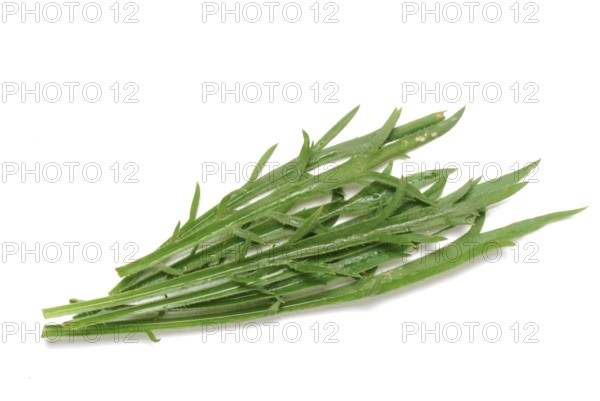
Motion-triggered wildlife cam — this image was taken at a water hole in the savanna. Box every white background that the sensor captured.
[1,0,598,399]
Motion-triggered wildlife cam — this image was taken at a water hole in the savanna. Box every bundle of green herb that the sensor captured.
[42,107,582,341]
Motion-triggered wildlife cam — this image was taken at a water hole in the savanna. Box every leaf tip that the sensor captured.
[568,206,588,215]
[145,330,161,343]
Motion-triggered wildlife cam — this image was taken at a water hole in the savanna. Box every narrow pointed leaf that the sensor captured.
[313,105,360,152]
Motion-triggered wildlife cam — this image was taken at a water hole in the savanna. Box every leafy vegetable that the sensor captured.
[41,107,583,341]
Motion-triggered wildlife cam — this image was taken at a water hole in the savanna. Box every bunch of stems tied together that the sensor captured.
[42,106,583,342]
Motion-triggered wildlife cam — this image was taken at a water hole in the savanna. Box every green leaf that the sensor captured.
[377,180,406,221]
[234,229,266,245]
[369,108,402,151]
[390,107,466,155]
[366,172,434,205]
[377,233,445,246]
[286,131,312,181]
[188,182,201,224]
[169,221,181,243]
[216,194,231,220]
[249,144,278,183]
[145,330,161,343]
[159,264,184,277]
[288,206,323,243]
[437,178,481,207]
[466,160,540,199]
[388,110,446,142]
[288,261,362,278]
[313,106,360,152]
